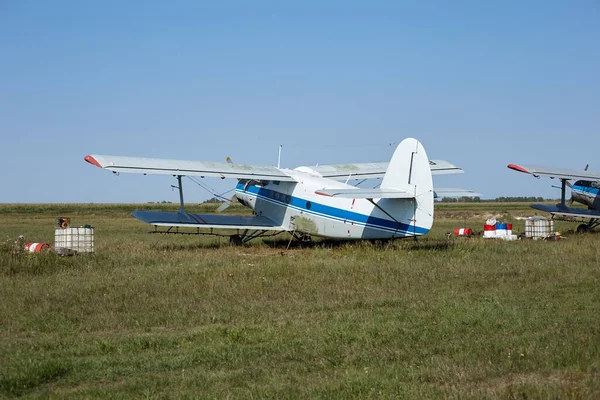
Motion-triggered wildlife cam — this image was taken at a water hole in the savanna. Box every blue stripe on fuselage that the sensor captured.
[573,184,600,196]
[237,183,429,235]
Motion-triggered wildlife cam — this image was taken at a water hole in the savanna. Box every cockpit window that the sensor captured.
[574,180,600,189]
[245,179,268,187]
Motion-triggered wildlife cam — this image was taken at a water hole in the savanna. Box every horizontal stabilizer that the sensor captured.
[132,211,285,230]
[312,159,463,180]
[85,155,296,181]
[530,204,600,219]
[434,188,481,198]
[315,187,415,199]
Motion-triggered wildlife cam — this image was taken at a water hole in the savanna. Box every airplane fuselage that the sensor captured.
[234,167,430,239]
[571,180,600,210]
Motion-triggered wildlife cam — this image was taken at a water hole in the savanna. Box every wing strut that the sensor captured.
[560,178,567,206]
[176,175,185,212]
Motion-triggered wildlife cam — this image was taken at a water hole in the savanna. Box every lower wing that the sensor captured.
[132,211,285,230]
[531,204,600,219]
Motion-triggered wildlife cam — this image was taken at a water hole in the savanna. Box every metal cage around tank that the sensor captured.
[54,227,94,255]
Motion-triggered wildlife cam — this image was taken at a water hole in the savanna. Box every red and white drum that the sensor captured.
[25,243,50,253]
[454,228,473,236]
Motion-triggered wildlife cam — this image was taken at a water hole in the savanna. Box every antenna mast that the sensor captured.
[277,145,282,169]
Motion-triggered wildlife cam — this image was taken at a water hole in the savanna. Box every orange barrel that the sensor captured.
[25,243,50,253]
[454,228,473,236]
[483,224,496,238]
[506,224,513,235]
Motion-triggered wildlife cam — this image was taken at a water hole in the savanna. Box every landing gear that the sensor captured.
[229,234,243,246]
[286,232,313,249]
[577,224,589,233]
[228,230,272,245]
[299,233,313,244]
[576,218,600,233]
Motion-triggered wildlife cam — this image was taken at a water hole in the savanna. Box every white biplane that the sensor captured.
[508,163,600,232]
[85,138,475,244]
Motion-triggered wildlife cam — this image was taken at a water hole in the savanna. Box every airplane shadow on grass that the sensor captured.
[149,235,455,251]
[157,237,456,251]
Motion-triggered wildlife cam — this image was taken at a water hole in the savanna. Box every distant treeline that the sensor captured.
[202,197,223,203]
[439,196,552,203]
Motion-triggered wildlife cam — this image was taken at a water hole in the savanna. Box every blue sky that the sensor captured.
[1,1,598,203]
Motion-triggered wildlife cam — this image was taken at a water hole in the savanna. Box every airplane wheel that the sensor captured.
[300,234,312,243]
[229,234,243,246]
[576,224,589,233]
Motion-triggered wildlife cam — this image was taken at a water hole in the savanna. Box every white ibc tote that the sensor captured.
[525,217,554,239]
[55,227,94,254]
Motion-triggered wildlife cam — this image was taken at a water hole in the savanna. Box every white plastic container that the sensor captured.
[55,227,94,254]
[496,223,508,237]
[525,218,554,239]
[483,224,496,238]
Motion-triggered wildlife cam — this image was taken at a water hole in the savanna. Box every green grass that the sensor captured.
[0,203,599,398]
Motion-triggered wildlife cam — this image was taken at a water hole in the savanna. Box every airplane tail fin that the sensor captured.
[381,138,434,234]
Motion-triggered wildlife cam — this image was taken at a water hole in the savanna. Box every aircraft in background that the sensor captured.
[508,164,600,232]
[85,138,476,245]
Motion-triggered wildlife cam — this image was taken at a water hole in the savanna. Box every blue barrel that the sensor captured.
[496,223,507,236]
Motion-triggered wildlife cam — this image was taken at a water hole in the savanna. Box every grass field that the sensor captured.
[1,203,599,398]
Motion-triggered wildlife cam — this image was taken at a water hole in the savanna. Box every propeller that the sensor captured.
[565,182,574,207]
[216,194,240,213]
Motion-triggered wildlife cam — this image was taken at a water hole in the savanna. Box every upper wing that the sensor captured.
[508,164,600,181]
[132,210,285,230]
[311,159,463,180]
[530,204,600,219]
[85,155,297,181]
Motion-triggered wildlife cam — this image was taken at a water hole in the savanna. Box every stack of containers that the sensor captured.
[484,219,518,240]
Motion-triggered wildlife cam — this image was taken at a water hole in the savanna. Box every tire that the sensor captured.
[576,224,589,233]
[229,234,243,246]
